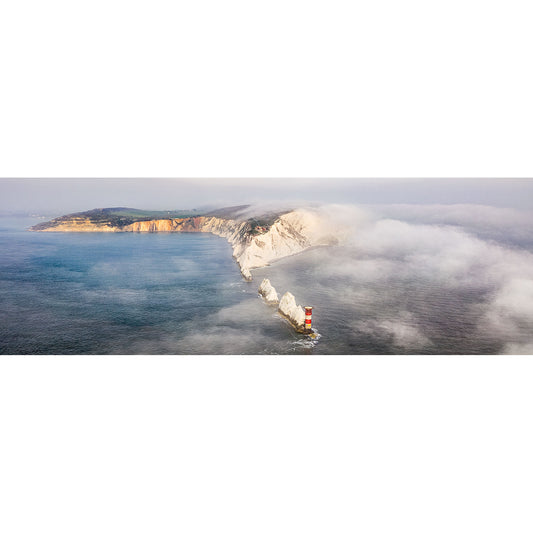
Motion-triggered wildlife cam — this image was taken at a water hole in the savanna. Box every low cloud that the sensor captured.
[480,278,533,351]
[371,203,533,248]
[502,343,533,355]
[352,313,432,352]
[256,203,533,353]
[124,299,302,355]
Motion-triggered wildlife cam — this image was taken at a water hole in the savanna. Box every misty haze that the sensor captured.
[1,178,532,355]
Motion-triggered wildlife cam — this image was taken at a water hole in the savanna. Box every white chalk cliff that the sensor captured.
[206,208,342,280]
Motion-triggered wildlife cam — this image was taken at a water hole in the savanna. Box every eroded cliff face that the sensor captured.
[31,208,340,280]
[122,217,211,232]
[33,217,120,232]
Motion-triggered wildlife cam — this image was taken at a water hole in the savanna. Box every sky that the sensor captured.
[1,178,532,215]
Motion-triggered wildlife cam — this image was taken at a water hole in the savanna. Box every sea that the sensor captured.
[0,216,528,355]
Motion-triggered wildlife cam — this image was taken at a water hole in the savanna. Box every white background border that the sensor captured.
[1,1,533,532]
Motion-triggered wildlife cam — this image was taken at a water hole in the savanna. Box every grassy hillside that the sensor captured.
[30,205,292,232]
[30,207,207,230]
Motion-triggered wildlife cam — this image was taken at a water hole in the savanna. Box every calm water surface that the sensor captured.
[0,218,314,354]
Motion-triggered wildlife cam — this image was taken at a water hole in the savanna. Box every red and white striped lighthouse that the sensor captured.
[304,306,313,331]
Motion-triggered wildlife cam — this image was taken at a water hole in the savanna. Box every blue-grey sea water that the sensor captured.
[0,216,530,354]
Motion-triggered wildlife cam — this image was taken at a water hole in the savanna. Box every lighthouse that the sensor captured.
[304,306,313,331]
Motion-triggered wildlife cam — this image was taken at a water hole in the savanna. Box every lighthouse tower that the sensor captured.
[304,306,313,331]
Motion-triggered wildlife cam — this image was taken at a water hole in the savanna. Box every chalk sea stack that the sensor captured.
[258,279,279,304]
[278,292,307,333]
[258,278,309,334]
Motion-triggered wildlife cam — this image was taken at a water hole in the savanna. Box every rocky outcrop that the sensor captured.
[30,207,340,281]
